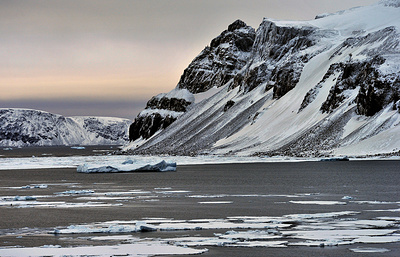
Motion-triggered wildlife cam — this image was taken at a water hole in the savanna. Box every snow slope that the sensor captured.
[127,0,400,157]
[0,108,131,147]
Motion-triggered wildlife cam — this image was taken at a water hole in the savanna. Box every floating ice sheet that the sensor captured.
[77,160,177,173]
[0,241,207,257]
[2,210,400,255]
[289,200,347,205]
[0,154,314,171]
[350,247,391,253]
[198,201,233,204]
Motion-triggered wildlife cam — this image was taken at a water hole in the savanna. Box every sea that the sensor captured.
[0,146,399,256]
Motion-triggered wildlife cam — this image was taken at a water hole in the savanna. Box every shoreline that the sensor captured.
[2,144,400,159]
[1,145,400,172]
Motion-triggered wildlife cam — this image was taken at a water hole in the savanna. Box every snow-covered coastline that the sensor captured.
[0,108,131,147]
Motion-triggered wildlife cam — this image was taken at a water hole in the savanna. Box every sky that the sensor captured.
[0,0,377,119]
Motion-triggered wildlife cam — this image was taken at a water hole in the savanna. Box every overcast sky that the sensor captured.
[0,0,377,119]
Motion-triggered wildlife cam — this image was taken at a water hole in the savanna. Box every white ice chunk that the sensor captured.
[350,247,390,253]
[163,236,235,247]
[0,242,207,257]
[71,146,85,150]
[55,190,95,195]
[198,201,233,204]
[228,241,288,248]
[77,160,177,173]
[13,196,37,201]
[353,235,400,244]
[289,200,347,205]
[218,230,282,240]
[282,229,397,241]
[284,211,359,220]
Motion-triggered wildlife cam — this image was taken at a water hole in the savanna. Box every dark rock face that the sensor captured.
[177,20,255,94]
[146,96,192,113]
[129,113,177,141]
[356,77,400,116]
[128,94,193,141]
[236,19,316,96]
[271,61,301,99]
[252,20,314,62]
[318,56,400,116]
[223,100,235,112]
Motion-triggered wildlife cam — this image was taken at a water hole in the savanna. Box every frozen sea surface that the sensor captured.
[0,153,314,170]
[0,152,399,256]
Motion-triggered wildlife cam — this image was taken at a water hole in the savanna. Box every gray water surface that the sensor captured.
[0,160,399,256]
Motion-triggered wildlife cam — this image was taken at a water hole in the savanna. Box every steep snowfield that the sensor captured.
[127,1,400,157]
[0,108,130,147]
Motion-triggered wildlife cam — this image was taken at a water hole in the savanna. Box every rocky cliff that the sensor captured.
[128,20,255,142]
[126,0,400,157]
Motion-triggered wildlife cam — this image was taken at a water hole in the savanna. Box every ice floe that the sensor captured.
[289,200,347,205]
[198,201,233,204]
[283,211,360,220]
[353,235,400,243]
[12,196,37,201]
[46,210,400,253]
[342,196,353,200]
[55,189,95,195]
[0,200,121,208]
[352,200,396,204]
[70,146,86,150]
[216,230,283,241]
[21,184,48,189]
[350,247,391,253]
[0,241,207,257]
[2,210,400,255]
[77,160,176,173]
[0,154,313,170]
[163,236,236,247]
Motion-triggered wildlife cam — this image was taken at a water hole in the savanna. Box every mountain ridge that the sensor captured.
[0,108,130,147]
[126,1,399,157]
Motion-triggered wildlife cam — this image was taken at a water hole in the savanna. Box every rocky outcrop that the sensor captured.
[317,56,399,116]
[177,19,256,94]
[129,112,177,141]
[233,19,316,97]
[128,20,255,142]
[145,96,192,113]
[128,88,194,142]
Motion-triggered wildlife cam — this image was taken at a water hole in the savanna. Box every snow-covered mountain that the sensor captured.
[126,0,400,157]
[0,108,131,147]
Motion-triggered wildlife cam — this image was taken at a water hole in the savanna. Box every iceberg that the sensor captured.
[77,160,177,173]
